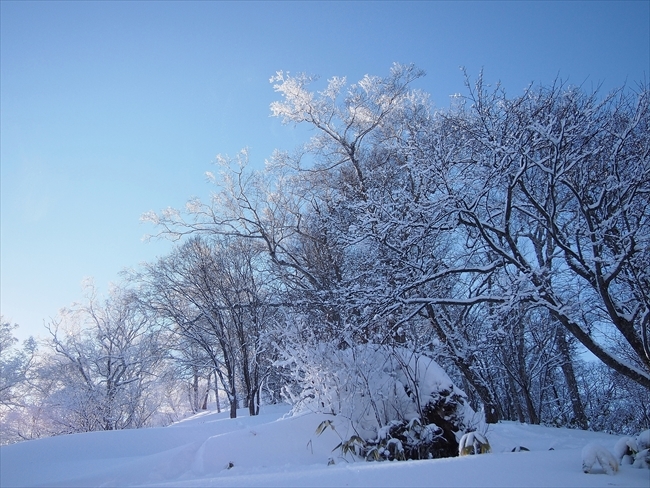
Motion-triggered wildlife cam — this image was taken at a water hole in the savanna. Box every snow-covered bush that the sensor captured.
[612,429,650,469]
[632,430,650,468]
[633,449,649,469]
[279,337,480,461]
[637,429,650,451]
[459,431,492,456]
[581,443,619,475]
[614,436,638,465]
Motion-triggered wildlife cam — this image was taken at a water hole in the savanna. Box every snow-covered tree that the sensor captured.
[445,75,650,390]
[143,65,649,430]
[139,235,274,418]
[0,319,36,444]
[0,319,35,410]
[42,281,168,433]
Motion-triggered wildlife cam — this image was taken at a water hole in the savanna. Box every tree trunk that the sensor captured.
[214,371,221,413]
[521,385,539,425]
[555,328,588,429]
[201,373,210,410]
[229,391,238,419]
[191,371,200,413]
[506,373,525,423]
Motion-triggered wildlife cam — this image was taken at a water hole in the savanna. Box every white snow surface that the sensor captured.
[1,404,648,487]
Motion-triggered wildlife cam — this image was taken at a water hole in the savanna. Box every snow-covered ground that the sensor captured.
[1,404,648,487]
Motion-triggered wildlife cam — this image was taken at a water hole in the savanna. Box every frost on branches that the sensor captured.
[145,63,650,435]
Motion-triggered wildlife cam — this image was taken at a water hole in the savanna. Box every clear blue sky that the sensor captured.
[2,1,649,340]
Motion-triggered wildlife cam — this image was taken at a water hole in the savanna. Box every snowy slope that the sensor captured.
[1,405,648,487]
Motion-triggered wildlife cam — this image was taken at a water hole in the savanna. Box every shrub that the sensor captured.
[290,343,482,461]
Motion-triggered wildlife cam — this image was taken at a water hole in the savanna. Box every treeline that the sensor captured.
[2,64,649,444]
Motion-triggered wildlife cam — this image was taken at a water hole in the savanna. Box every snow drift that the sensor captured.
[1,404,649,487]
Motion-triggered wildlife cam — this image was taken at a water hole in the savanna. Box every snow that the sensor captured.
[1,404,649,487]
[581,443,619,475]
[614,436,638,464]
[638,429,650,450]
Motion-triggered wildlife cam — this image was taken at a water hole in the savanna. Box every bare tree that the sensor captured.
[139,236,273,418]
[0,319,37,444]
[0,319,35,411]
[448,76,650,389]
[43,281,168,432]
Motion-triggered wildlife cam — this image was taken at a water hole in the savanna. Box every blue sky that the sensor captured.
[2,1,649,340]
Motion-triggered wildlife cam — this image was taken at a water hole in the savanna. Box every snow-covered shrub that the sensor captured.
[364,417,460,461]
[279,338,480,461]
[614,436,638,465]
[459,431,491,456]
[637,429,650,451]
[581,443,619,475]
[633,449,649,469]
[613,430,650,469]
[632,430,650,468]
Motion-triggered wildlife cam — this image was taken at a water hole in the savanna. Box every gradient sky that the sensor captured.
[2,1,649,340]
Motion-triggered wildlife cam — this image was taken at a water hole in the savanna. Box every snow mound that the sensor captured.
[581,443,618,475]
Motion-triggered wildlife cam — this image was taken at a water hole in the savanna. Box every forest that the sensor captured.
[2,64,649,452]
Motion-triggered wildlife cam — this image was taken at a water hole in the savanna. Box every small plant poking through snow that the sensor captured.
[511,446,530,452]
[459,431,492,456]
